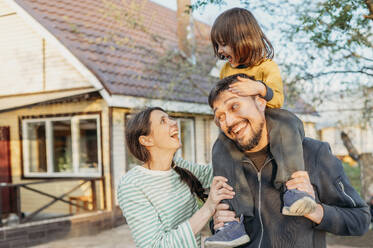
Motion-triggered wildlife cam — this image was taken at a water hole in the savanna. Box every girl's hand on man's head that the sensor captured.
[229,76,266,97]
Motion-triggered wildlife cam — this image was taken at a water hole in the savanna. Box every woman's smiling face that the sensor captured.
[148,110,181,151]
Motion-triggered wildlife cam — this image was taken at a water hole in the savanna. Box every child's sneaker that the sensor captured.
[204,215,250,248]
[282,189,317,216]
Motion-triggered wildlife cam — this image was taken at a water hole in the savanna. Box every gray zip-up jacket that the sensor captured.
[212,125,370,248]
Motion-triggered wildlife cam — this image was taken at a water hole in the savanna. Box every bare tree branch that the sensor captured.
[348,52,373,62]
[364,0,373,19]
[304,70,373,80]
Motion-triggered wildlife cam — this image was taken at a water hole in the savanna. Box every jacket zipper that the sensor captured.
[244,157,273,248]
[257,170,264,248]
[338,181,356,207]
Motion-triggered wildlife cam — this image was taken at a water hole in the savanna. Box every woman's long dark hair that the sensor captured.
[125,107,207,202]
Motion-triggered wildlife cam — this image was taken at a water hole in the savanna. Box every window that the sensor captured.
[175,118,195,163]
[26,122,47,173]
[125,114,195,171]
[22,115,101,177]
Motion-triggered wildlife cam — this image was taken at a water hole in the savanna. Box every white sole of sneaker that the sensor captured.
[204,234,250,248]
[282,197,317,216]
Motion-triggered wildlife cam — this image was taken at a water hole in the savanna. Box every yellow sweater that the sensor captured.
[220,59,284,108]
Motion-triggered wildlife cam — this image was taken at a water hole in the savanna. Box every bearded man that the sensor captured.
[206,74,370,248]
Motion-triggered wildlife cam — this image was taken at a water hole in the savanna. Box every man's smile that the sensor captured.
[229,120,249,138]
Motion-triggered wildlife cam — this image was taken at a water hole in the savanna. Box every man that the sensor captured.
[207,74,370,247]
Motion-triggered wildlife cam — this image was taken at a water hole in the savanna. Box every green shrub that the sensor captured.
[342,162,361,196]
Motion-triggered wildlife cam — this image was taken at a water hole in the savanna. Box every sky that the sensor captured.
[149,0,283,61]
[150,0,245,25]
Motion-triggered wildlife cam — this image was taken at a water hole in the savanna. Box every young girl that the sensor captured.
[205,8,317,247]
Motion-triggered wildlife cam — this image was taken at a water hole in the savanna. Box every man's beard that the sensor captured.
[235,121,264,152]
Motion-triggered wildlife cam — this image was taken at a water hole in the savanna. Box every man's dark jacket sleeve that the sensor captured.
[312,142,371,236]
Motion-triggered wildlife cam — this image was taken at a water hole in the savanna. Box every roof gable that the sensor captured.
[13,0,214,104]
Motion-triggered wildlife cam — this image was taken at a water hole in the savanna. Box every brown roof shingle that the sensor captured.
[15,0,214,104]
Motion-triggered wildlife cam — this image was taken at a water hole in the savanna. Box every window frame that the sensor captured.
[21,113,102,178]
[175,117,196,163]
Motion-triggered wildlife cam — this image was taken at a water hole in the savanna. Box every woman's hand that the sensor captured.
[189,177,234,235]
[286,171,324,224]
[286,171,315,199]
[205,176,235,215]
[213,203,238,230]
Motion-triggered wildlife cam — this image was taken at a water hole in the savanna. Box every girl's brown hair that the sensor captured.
[211,7,274,67]
[125,107,207,201]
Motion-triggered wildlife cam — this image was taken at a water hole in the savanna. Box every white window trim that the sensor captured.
[175,118,196,163]
[22,115,102,178]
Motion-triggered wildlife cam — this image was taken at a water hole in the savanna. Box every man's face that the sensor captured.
[213,90,266,151]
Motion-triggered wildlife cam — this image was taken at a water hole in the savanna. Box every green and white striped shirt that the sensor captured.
[117,158,213,248]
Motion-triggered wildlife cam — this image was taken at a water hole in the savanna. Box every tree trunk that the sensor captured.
[359,153,373,202]
[341,131,360,161]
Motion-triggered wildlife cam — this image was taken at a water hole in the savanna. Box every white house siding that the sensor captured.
[44,41,91,91]
[0,0,13,15]
[195,117,206,164]
[111,108,127,205]
[210,120,220,146]
[0,0,91,96]
[207,119,220,162]
[304,122,318,140]
[0,14,43,94]
[320,125,373,156]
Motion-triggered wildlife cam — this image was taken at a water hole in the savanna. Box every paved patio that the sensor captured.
[32,224,371,248]
[33,224,135,248]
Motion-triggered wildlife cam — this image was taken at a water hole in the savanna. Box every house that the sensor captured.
[283,97,320,140]
[316,87,373,158]
[0,0,219,245]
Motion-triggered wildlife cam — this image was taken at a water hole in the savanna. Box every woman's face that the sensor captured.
[148,110,181,151]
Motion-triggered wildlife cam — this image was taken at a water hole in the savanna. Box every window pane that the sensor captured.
[79,119,99,172]
[179,119,195,162]
[52,120,72,172]
[27,122,47,172]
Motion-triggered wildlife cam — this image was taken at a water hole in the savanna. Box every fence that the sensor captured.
[0,178,103,226]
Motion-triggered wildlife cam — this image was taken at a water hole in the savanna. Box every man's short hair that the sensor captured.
[208,73,254,108]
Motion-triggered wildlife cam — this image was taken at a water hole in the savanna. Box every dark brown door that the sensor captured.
[0,126,12,214]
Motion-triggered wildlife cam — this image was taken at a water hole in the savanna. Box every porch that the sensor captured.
[0,178,123,247]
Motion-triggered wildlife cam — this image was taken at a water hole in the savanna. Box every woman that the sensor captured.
[117,107,234,247]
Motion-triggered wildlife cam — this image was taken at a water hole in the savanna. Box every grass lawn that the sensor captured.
[342,162,362,195]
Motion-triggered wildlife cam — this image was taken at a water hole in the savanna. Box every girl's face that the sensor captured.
[147,110,181,151]
[218,43,239,67]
